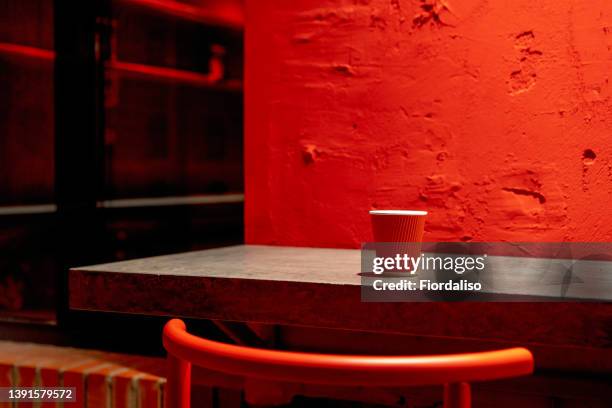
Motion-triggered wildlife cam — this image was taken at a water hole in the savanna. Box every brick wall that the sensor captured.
[0,341,165,408]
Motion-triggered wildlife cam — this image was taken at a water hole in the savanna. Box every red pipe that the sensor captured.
[0,42,55,60]
[119,0,243,30]
[107,60,241,89]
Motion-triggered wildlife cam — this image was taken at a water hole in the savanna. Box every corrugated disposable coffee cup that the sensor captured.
[370,210,427,243]
[369,210,427,274]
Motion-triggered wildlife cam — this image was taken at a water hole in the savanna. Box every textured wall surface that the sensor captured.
[245,0,612,247]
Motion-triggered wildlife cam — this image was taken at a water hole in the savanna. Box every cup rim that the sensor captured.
[369,210,428,216]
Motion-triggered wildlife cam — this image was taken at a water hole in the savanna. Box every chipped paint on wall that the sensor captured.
[245,0,612,247]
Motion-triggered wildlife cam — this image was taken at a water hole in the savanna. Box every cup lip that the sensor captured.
[369,210,428,216]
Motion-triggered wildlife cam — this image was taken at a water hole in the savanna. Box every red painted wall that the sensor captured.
[245,0,612,248]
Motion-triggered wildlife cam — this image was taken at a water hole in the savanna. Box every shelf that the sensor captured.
[0,310,56,325]
[97,193,244,209]
[0,194,243,216]
[0,204,57,216]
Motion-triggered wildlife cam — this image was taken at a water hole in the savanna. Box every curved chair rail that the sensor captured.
[163,318,533,388]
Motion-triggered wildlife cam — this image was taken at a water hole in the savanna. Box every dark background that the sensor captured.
[0,0,244,354]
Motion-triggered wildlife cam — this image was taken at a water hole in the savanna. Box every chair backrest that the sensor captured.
[163,319,533,407]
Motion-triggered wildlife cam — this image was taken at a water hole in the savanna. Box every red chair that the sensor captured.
[163,319,533,408]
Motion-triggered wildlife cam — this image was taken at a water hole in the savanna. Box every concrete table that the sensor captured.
[69,245,612,374]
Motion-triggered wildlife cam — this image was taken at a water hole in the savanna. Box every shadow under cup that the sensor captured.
[370,210,427,274]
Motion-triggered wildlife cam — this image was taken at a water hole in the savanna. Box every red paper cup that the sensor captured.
[370,210,427,243]
[370,210,427,273]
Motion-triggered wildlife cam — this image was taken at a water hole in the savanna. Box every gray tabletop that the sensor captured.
[69,245,612,356]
